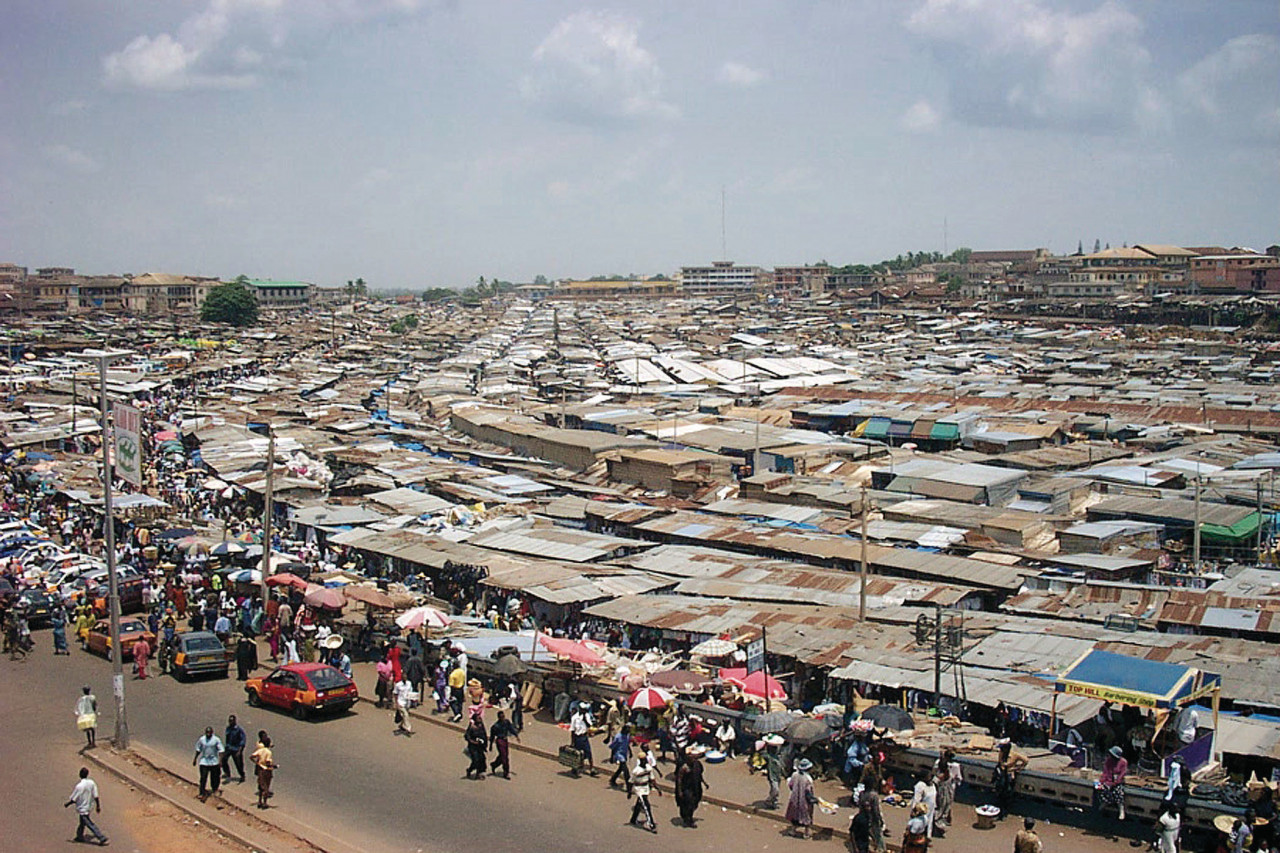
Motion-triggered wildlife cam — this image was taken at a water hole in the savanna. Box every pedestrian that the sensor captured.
[222,714,247,783]
[608,723,633,791]
[64,767,108,846]
[447,661,466,721]
[669,706,691,762]
[910,769,938,838]
[1231,811,1254,853]
[762,734,784,809]
[404,651,425,705]
[902,801,931,853]
[393,675,415,735]
[464,715,488,779]
[51,604,70,654]
[250,731,275,809]
[1097,745,1129,822]
[1155,802,1180,853]
[604,697,628,743]
[374,657,393,709]
[1013,816,1043,853]
[785,757,817,839]
[850,795,873,853]
[674,751,710,827]
[994,739,1028,818]
[628,744,660,833]
[489,709,519,778]
[75,685,98,749]
[235,635,257,681]
[132,635,151,679]
[193,725,224,800]
[860,788,887,853]
[568,702,595,776]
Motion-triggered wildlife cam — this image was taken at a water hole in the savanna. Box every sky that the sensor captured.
[1,0,1277,290]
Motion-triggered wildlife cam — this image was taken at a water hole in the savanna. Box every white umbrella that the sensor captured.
[202,478,228,490]
[396,605,453,631]
[227,568,262,583]
[691,637,738,657]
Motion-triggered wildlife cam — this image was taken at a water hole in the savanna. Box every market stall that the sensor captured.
[1054,649,1222,774]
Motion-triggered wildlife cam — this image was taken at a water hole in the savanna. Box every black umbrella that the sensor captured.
[155,527,197,541]
[492,654,528,677]
[749,711,796,735]
[860,704,915,732]
[783,716,839,747]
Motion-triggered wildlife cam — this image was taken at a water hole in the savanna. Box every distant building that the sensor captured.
[678,261,770,298]
[125,272,216,316]
[245,279,313,310]
[549,279,678,301]
[1190,254,1280,294]
[0,264,26,314]
[772,265,830,298]
[969,249,1047,265]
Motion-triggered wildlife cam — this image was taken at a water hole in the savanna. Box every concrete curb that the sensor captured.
[84,743,311,853]
[379,696,859,844]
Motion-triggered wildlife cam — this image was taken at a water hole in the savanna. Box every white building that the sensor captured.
[678,261,769,298]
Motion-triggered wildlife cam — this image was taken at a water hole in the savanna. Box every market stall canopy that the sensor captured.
[210,541,246,557]
[720,667,788,700]
[303,584,346,610]
[396,605,453,631]
[690,637,738,657]
[536,632,607,666]
[265,572,308,590]
[1055,649,1222,710]
[784,716,839,746]
[342,585,396,609]
[861,704,915,732]
[492,653,528,677]
[628,686,674,710]
[649,669,715,693]
[749,711,797,734]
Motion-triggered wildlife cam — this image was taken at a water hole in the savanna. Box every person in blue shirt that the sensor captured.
[222,715,247,783]
[844,736,870,788]
[608,724,633,792]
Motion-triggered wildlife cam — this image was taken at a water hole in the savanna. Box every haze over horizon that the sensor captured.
[2,0,1277,289]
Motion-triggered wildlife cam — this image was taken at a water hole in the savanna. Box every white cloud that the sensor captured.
[906,0,1159,133]
[43,144,100,173]
[901,99,942,133]
[717,61,766,87]
[51,100,88,116]
[102,0,425,92]
[519,11,678,125]
[1178,34,1280,140]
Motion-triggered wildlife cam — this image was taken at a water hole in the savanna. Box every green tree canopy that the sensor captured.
[201,280,259,326]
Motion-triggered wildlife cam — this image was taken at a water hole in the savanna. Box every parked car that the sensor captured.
[15,587,58,626]
[245,663,359,720]
[67,567,144,615]
[170,631,230,681]
[84,618,155,659]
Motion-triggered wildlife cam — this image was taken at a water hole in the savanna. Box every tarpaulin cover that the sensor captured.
[1055,649,1220,710]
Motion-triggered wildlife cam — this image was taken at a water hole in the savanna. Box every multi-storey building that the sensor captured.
[678,261,770,298]
[548,279,678,301]
[1190,254,1280,294]
[247,279,313,310]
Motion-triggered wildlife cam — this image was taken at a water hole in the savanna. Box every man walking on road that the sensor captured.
[193,726,224,800]
[64,766,108,846]
[222,715,247,783]
[628,745,660,833]
[489,709,519,778]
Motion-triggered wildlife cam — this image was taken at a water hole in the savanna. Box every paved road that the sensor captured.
[3,641,836,853]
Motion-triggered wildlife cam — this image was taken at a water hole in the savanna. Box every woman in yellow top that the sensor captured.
[74,606,95,645]
[250,732,275,809]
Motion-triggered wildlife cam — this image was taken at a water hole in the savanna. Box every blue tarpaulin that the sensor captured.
[1055,649,1221,710]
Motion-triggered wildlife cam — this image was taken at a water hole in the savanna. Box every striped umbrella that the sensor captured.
[627,686,674,710]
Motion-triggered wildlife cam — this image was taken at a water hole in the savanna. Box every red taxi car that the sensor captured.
[245,662,358,720]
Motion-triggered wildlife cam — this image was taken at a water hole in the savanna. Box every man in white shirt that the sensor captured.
[193,726,225,799]
[64,767,108,846]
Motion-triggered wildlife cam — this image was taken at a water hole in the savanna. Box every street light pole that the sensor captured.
[76,349,132,749]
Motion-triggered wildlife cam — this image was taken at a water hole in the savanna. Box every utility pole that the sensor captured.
[934,604,943,707]
[76,349,131,749]
[1192,475,1202,574]
[258,428,275,605]
[859,487,869,622]
[1258,480,1266,564]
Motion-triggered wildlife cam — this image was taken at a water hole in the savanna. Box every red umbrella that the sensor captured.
[154,430,179,442]
[536,633,607,666]
[265,572,308,590]
[721,667,788,700]
[627,686,674,710]
[303,584,346,610]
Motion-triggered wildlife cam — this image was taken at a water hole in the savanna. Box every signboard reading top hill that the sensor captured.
[112,402,143,487]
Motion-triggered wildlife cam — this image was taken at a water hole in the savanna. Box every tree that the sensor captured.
[1094,239,1101,253]
[201,280,258,326]
[533,274,548,286]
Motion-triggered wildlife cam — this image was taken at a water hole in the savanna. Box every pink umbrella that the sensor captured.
[154,430,179,442]
[627,686,674,710]
[395,605,453,631]
[303,584,346,610]
[536,633,607,666]
[720,667,788,700]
